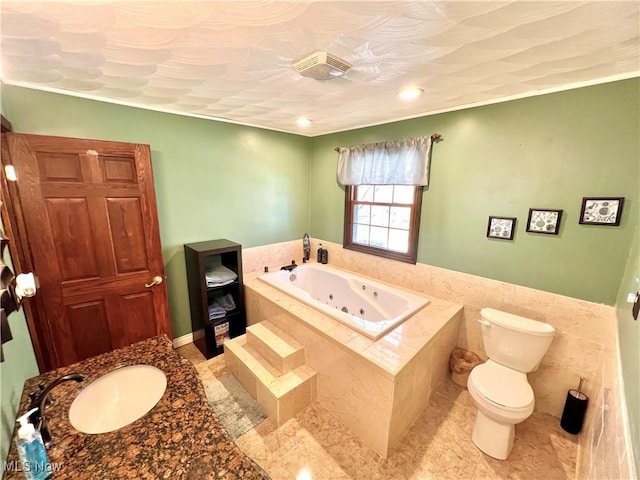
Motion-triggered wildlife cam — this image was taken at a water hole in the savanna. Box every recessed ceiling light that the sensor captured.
[398,87,424,100]
[296,117,312,127]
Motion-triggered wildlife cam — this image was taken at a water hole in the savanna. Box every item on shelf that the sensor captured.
[208,303,226,320]
[205,264,238,287]
[219,293,236,312]
[214,321,230,348]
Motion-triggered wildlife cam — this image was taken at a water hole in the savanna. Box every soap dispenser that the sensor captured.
[320,245,328,264]
[15,408,51,480]
[317,244,328,264]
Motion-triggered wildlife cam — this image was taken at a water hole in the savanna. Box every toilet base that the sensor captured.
[471,410,515,460]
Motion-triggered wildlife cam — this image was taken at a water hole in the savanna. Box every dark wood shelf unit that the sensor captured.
[184,239,246,359]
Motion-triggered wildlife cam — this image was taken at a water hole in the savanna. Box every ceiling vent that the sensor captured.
[292,51,351,81]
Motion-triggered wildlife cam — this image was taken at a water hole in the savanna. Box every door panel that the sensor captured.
[67,301,112,362]
[101,156,137,183]
[116,291,158,345]
[2,133,172,371]
[37,152,84,182]
[106,197,149,273]
[46,198,100,281]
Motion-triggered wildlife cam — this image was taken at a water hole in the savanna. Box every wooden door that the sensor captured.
[1,133,172,371]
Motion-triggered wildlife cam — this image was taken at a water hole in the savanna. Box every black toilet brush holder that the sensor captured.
[560,377,588,434]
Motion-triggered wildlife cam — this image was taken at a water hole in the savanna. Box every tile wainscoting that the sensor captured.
[240,239,634,478]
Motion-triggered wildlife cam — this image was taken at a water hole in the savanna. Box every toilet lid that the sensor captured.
[470,362,533,409]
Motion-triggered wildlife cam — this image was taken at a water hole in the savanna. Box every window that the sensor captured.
[343,184,423,264]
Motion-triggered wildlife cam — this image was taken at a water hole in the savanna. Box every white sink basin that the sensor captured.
[69,364,167,434]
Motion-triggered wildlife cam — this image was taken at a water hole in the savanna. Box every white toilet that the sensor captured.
[467,308,555,460]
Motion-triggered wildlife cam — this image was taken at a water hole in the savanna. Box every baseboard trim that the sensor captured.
[172,329,204,348]
[172,332,193,348]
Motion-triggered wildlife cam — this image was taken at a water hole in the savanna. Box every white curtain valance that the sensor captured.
[336,135,434,186]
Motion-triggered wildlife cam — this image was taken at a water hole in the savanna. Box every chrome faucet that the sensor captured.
[28,373,85,446]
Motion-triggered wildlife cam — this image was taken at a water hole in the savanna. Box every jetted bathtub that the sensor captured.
[259,263,429,340]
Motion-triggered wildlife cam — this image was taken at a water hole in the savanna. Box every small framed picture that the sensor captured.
[487,216,516,240]
[579,197,625,226]
[526,208,563,235]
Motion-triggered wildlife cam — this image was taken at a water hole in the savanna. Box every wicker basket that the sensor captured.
[449,348,482,387]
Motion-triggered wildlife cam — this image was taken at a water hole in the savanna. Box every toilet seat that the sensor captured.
[468,361,534,411]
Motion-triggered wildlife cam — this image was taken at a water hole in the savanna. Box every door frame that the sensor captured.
[1,134,53,372]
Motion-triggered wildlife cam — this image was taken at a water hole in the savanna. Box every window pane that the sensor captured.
[373,185,393,203]
[352,224,369,245]
[370,205,389,227]
[390,206,411,229]
[354,204,370,224]
[388,229,409,252]
[370,226,388,249]
[393,186,414,204]
[344,184,421,264]
[356,185,374,202]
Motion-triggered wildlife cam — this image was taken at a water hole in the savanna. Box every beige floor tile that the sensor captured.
[177,347,577,480]
[205,353,231,377]
[176,342,207,365]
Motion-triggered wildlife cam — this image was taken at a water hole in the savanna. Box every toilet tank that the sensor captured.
[480,308,555,372]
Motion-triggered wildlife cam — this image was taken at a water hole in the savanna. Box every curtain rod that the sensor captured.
[334,133,441,152]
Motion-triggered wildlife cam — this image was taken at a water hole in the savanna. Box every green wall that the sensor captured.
[0,309,38,465]
[0,212,39,464]
[310,79,639,305]
[1,85,311,338]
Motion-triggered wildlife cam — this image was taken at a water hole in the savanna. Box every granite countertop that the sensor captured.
[4,336,269,480]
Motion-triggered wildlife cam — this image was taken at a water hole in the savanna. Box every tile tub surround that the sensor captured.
[244,270,463,458]
[4,336,268,480]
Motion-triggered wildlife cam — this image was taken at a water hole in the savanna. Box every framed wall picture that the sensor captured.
[526,208,563,235]
[579,197,625,226]
[487,216,516,240]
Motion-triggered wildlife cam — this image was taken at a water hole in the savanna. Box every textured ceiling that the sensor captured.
[1,1,639,136]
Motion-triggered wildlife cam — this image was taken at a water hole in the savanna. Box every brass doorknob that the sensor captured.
[144,276,163,288]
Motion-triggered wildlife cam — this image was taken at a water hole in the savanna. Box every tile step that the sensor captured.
[246,320,306,374]
[224,335,316,398]
[224,335,317,426]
